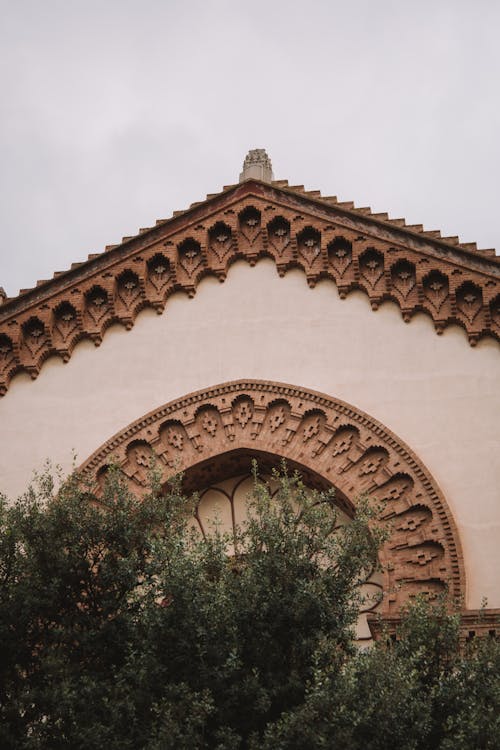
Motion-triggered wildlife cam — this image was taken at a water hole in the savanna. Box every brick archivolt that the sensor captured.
[0,183,499,396]
[79,380,465,616]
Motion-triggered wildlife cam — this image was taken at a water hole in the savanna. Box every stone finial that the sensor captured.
[239,149,274,183]
[0,287,6,306]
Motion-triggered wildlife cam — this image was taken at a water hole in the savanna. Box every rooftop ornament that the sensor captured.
[239,148,274,183]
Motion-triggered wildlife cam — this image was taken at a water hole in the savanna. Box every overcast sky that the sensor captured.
[1,0,499,297]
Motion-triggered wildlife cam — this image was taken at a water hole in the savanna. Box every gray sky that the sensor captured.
[1,0,499,297]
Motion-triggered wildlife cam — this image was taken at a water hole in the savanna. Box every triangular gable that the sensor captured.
[0,178,499,395]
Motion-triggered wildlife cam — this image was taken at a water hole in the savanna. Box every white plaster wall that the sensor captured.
[1,260,499,608]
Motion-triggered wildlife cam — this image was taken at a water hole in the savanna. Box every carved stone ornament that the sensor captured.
[0,179,498,396]
[239,148,274,183]
[80,379,466,621]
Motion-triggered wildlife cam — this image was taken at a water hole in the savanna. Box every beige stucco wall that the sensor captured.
[0,259,498,608]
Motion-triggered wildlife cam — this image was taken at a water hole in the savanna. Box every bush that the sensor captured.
[0,463,498,749]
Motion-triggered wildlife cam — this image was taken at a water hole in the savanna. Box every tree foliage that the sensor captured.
[0,464,498,749]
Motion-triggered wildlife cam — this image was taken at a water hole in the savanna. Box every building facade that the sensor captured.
[1,150,499,638]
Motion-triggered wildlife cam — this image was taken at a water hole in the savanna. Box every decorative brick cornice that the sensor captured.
[79,379,466,616]
[368,608,500,642]
[1,180,499,396]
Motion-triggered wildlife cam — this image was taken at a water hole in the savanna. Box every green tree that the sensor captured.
[0,463,498,749]
[259,598,500,750]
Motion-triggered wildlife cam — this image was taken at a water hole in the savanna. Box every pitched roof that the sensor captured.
[0,177,499,396]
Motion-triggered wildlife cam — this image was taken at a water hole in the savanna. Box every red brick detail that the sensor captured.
[79,379,466,617]
[0,181,498,396]
[368,608,500,643]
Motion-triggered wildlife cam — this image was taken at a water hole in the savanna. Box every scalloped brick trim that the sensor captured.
[80,379,466,616]
[0,181,498,396]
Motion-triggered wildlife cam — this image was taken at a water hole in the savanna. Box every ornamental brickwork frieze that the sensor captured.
[80,380,466,618]
[0,180,498,396]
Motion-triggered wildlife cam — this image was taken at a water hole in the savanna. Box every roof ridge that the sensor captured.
[291,184,496,257]
[0,180,499,396]
[2,177,498,306]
